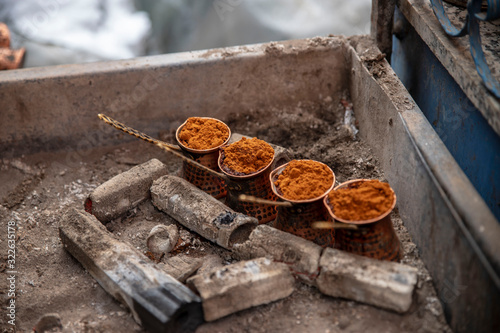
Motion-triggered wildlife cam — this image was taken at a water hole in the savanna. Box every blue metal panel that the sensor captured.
[429,0,500,98]
[391,8,500,222]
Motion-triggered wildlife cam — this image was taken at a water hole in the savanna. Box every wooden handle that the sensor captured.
[98,114,229,182]
[238,194,293,207]
[311,221,358,230]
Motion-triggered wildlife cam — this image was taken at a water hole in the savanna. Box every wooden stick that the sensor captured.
[238,194,293,207]
[237,196,357,229]
[151,175,258,249]
[311,221,358,230]
[98,114,229,182]
[154,141,229,182]
[60,208,204,332]
[98,113,181,150]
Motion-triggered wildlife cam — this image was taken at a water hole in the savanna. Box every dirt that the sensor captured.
[348,35,416,113]
[1,97,451,332]
[226,96,383,184]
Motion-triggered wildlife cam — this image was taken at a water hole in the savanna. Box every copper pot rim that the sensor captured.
[218,145,275,180]
[0,22,10,48]
[269,159,336,204]
[175,117,231,154]
[324,178,397,225]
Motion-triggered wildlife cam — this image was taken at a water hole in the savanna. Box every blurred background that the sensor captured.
[0,0,371,67]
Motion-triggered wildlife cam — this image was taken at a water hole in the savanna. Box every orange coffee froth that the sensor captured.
[328,180,394,221]
[275,160,333,200]
[178,117,229,150]
[222,137,274,174]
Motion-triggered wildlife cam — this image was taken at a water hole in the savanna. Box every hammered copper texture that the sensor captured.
[274,200,334,248]
[181,151,227,199]
[334,216,401,262]
[225,167,277,224]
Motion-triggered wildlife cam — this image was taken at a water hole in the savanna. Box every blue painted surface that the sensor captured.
[391,8,500,222]
[429,0,500,98]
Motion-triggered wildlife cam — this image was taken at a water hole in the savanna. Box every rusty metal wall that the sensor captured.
[391,7,500,223]
[348,42,500,332]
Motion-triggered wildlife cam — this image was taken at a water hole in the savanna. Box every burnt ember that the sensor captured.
[214,211,237,225]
